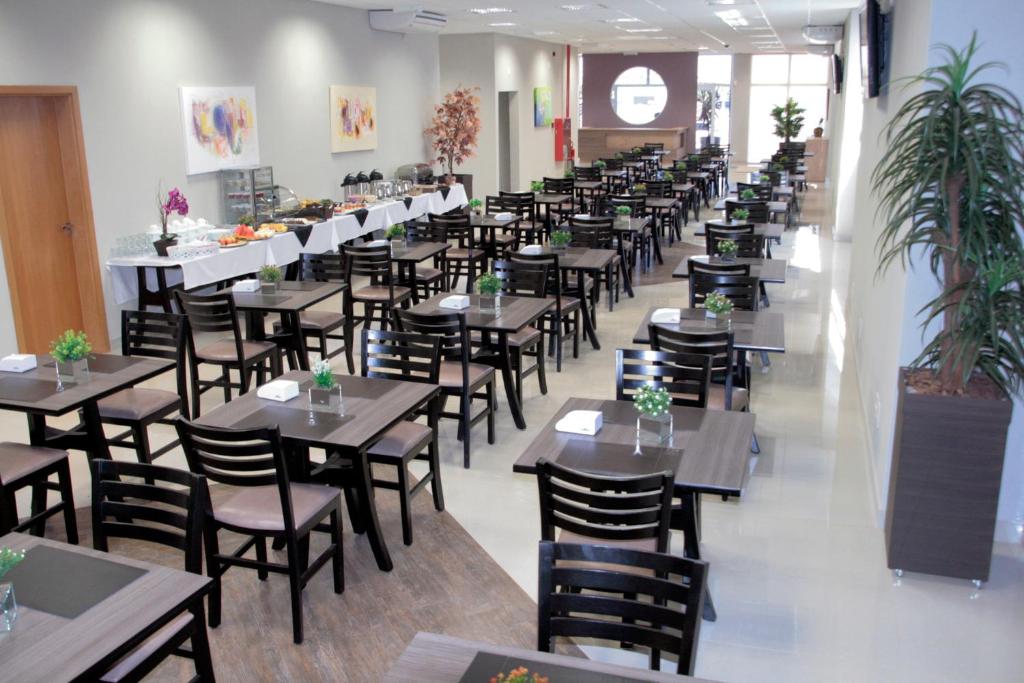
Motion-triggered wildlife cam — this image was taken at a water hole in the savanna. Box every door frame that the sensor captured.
[0,85,109,352]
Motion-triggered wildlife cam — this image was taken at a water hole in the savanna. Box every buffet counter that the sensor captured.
[106,184,468,305]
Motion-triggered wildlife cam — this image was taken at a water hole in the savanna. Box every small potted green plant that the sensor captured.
[550,229,572,251]
[614,151,624,160]
[717,238,739,262]
[704,290,734,326]
[634,384,673,449]
[258,264,283,294]
[739,188,757,201]
[308,359,342,414]
[530,180,545,193]
[564,168,575,179]
[50,329,92,387]
[319,198,335,219]
[468,198,483,216]
[594,159,607,170]
[663,170,675,183]
[492,667,547,683]
[385,224,407,253]
[476,272,501,313]
[633,183,647,195]
[0,547,24,631]
[615,205,632,223]
[730,208,750,223]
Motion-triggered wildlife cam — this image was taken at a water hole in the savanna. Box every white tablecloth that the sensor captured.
[106,185,467,304]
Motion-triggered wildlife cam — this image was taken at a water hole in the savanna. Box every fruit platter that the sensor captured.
[217,235,247,248]
[260,223,291,234]
[336,202,367,214]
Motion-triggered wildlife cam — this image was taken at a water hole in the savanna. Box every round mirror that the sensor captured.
[610,67,668,125]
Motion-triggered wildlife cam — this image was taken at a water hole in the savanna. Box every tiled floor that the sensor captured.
[7,180,1023,681]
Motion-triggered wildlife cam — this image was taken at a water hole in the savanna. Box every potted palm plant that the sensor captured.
[425,86,481,186]
[770,98,805,143]
[872,34,1023,584]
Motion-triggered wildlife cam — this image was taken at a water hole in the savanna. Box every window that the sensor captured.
[697,55,732,149]
[610,67,668,125]
[748,54,830,162]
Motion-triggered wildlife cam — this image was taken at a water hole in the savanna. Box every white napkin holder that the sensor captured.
[573,214,591,220]
[520,244,544,255]
[439,295,471,310]
[232,279,261,293]
[366,239,389,247]
[650,308,681,324]
[555,410,603,436]
[493,212,514,221]
[0,354,37,373]
[256,379,300,402]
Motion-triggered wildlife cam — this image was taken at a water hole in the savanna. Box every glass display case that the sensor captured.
[221,166,275,225]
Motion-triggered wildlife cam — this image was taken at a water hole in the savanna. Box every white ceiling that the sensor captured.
[313,0,858,54]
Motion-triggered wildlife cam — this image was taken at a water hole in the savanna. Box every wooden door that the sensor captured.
[0,88,108,353]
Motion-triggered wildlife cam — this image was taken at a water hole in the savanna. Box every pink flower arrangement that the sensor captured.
[158,186,189,236]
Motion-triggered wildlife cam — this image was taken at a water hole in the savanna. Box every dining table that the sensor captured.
[0,353,174,468]
[572,179,605,213]
[411,213,524,258]
[513,395,757,621]
[645,196,683,245]
[233,280,347,371]
[673,255,788,284]
[196,371,439,572]
[388,240,451,302]
[0,532,213,683]
[532,193,573,240]
[632,306,786,354]
[696,219,785,243]
[385,632,722,682]
[407,293,554,430]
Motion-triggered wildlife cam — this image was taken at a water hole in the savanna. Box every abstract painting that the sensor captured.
[533,86,553,127]
[330,85,378,153]
[180,86,260,175]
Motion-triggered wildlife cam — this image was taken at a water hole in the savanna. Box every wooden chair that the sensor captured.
[689,272,761,312]
[341,243,412,333]
[427,213,487,292]
[567,215,624,309]
[705,224,760,257]
[98,310,189,469]
[605,195,657,268]
[91,460,215,682]
[537,541,707,676]
[175,420,343,644]
[615,348,712,409]
[396,309,496,469]
[725,199,771,224]
[511,251,581,372]
[735,181,772,201]
[0,442,77,542]
[272,253,353,374]
[542,177,577,221]
[175,290,281,418]
[499,191,542,241]
[484,195,532,253]
[490,259,548,397]
[404,222,449,299]
[360,329,445,545]
[573,166,601,181]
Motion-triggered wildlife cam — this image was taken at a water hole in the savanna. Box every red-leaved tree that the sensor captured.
[425,86,481,178]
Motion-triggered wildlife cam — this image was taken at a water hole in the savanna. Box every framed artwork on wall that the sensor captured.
[533,86,553,127]
[330,85,378,152]
[180,86,260,175]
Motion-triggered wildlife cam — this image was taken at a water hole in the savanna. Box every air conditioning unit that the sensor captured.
[802,25,844,44]
[369,9,447,34]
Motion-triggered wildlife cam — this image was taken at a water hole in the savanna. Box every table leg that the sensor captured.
[354,449,393,571]
[496,332,527,430]
[577,271,600,351]
[674,489,718,622]
[80,401,114,462]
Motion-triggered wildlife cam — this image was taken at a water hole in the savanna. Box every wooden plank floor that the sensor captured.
[46,481,545,682]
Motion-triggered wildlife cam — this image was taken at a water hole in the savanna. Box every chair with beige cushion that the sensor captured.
[98,310,189,468]
[0,442,77,542]
[341,243,412,332]
[176,290,281,417]
[490,259,548,397]
[426,213,487,293]
[176,420,343,644]
[511,251,581,372]
[397,309,495,469]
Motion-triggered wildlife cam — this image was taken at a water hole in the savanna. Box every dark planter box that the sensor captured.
[885,369,1012,582]
[454,173,473,200]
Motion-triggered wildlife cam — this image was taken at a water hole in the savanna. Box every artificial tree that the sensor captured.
[770,97,805,143]
[425,86,481,181]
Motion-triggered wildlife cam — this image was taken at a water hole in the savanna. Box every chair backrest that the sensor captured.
[574,166,601,181]
[491,259,547,298]
[175,420,299,532]
[567,215,615,250]
[643,142,664,151]
[396,309,471,376]
[537,541,707,676]
[175,290,246,367]
[360,328,441,385]
[341,243,394,286]
[725,200,770,224]
[599,158,623,171]
[120,309,189,418]
[543,177,573,194]
[406,221,447,244]
[536,459,673,551]
[649,327,736,405]
[706,225,762,258]
[689,272,760,311]
[729,234,766,259]
[615,348,711,408]
[90,459,208,575]
[643,180,673,198]
[511,251,564,302]
[300,251,346,282]
[689,257,750,277]
[428,212,474,248]
[735,182,771,201]
[608,195,646,216]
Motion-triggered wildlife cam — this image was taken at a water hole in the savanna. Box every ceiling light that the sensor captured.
[489,22,516,26]
[560,4,587,10]
[467,7,514,14]
[623,27,663,33]
[603,17,642,23]
[714,9,749,27]
[706,0,754,5]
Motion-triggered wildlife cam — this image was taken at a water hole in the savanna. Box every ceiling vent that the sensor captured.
[802,25,844,44]
[369,9,448,34]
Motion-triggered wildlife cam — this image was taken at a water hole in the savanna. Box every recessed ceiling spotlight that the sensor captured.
[467,7,514,14]
[489,22,517,27]
[560,4,588,10]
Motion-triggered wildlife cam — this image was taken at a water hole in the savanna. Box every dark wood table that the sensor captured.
[196,371,439,572]
[696,219,785,241]
[0,532,212,683]
[645,196,682,245]
[412,214,522,258]
[0,354,173,464]
[407,293,553,430]
[671,182,698,222]
[513,396,757,622]
[533,193,572,239]
[612,215,659,273]
[713,196,788,214]
[673,255,788,284]
[632,306,786,353]
[385,632,720,682]
[390,241,450,302]
[573,179,605,213]
[234,280,347,371]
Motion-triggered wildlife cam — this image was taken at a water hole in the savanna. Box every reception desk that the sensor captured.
[804,137,829,183]
[579,127,689,163]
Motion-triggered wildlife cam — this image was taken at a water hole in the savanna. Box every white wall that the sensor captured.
[828,12,864,242]
[842,0,1024,543]
[729,54,752,163]
[0,0,440,350]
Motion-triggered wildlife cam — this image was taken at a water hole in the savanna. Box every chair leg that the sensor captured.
[751,431,761,454]
[132,424,154,480]
[29,482,47,537]
[285,539,304,644]
[255,537,269,581]
[572,310,580,359]
[331,508,344,593]
[396,464,413,546]
[536,336,548,395]
[461,392,472,468]
[428,437,445,512]
[486,381,495,445]
[190,361,202,418]
[203,526,222,628]
[220,367,232,404]
[189,601,216,682]
[57,459,78,544]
